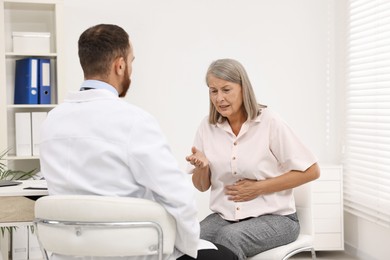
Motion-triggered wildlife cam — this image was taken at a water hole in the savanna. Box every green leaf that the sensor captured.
[0,148,37,180]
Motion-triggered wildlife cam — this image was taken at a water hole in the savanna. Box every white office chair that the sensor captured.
[248,183,316,260]
[34,195,176,260]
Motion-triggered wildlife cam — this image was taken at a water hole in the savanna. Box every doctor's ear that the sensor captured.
[115,57,126,75]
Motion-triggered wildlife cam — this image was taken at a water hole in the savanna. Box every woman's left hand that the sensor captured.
[224,163,321,202]
[225,179,262,202]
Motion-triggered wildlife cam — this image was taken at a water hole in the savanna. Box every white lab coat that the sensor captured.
[39,87,200,260]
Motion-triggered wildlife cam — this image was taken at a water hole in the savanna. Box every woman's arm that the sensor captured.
[186,146,211,192]
[225,162,320,202]
[192,165,211,192]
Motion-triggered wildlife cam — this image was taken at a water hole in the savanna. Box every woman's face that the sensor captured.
[208,74,245,120]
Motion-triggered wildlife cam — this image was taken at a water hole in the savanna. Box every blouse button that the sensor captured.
[234,141,237,145]
[236,207,240,211]
[232,157,236,160]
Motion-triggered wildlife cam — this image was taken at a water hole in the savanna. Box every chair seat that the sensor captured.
[247,234,313,260]
[34,195,177,260]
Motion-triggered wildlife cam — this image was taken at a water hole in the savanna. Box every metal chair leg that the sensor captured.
[311,248,317,260]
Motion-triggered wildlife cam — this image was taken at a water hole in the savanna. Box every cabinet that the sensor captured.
[0,0,64,172]
[0,1,63,260]
[312,165,344,250]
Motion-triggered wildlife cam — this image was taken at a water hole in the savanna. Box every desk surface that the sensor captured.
[0,180,48,197]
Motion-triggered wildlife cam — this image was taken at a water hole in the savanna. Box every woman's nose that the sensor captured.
[216,92,224,102]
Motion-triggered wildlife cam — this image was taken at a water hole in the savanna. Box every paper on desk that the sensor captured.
[198,239,218,250]
[23,181,48,190]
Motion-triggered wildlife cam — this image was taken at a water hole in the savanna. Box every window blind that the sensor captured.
[344,0,390,227]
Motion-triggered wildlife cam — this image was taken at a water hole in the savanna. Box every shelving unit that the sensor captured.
[0,0,64,172]
[0,1,64,260]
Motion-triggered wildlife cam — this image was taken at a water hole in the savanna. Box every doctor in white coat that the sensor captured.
[39,24,237,260]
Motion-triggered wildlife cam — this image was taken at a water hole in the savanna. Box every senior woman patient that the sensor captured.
[186,58,320,260]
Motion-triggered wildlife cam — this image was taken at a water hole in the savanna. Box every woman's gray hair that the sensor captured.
[206,58,261,124]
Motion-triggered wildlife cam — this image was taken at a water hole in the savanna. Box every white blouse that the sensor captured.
[190,107,317,221]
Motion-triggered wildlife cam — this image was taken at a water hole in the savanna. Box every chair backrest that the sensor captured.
[293,182,313,236]
[34,195,176,258]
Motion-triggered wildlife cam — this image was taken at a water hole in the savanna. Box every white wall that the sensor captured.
[344,212,390,260]
[63,0,341,165]
[62,0,367,253]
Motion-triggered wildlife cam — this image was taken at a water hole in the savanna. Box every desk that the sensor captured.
[0,180,48,260]
[0,180,48,197]
[0,180,48,226]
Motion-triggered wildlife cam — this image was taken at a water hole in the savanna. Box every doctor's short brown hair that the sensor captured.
[78,24,130,79]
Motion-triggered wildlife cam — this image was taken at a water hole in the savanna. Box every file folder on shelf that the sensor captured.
[31,112,47,156]
[14,58,39,105]
[15,112,32,156]
[38,58,51,104]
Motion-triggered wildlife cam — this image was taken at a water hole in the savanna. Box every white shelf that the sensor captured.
[0,0,64,166]
[7,104,57,109]
[4,0,60,4]
[0,3,64,259]
[6,52,58,57]
[4,155,40,160]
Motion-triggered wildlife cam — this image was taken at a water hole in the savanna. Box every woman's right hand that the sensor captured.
[185,146,209,169]
[186,146,211,191]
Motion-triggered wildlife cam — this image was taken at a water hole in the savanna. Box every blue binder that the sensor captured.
[38,59,51,104]
[14,58,39,104]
